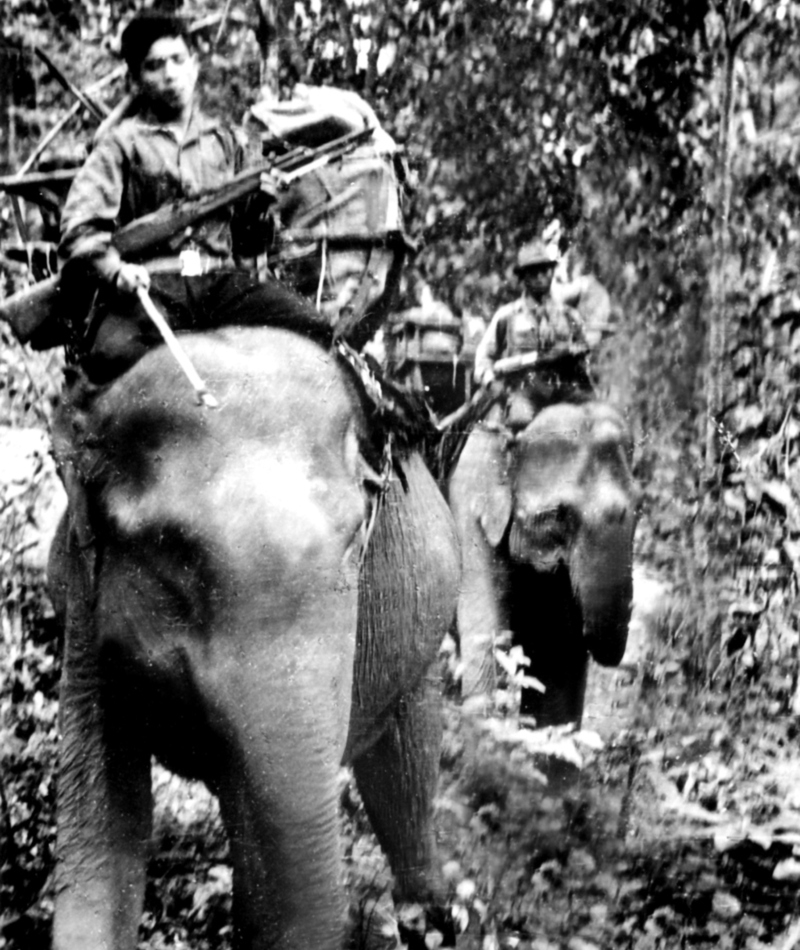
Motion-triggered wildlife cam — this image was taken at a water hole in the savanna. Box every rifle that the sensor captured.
[0,125,374,349]
[435,345,590,434]
[492,345,589,378]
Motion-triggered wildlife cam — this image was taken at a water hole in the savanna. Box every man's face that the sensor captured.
[137,36,198,117]
[520,265,556,297]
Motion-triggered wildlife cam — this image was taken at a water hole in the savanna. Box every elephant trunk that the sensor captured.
[572,495,634,668]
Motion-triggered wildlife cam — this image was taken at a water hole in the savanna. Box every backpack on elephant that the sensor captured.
[245,84,415,348]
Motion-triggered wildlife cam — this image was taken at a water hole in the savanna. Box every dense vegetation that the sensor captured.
[2,1,800,947]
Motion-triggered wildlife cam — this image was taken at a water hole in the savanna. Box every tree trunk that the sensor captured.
[705,32,737,475]
[251,0,293,97]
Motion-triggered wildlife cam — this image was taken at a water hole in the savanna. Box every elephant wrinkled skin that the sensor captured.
[47,326,460,950]
[447,400,635,727]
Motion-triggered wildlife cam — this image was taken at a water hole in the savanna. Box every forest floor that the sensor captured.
[3,535,800,950]
[2,359,800,949]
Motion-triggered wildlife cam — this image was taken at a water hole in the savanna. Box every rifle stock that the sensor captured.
[1,276,62,348]
[0,126,373,349]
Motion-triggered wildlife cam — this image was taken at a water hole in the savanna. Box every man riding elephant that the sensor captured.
[57,11,325,388]
[473,237,593,429]
[447,237,635,727]
[46,13,461,950]
[53,10,337,579]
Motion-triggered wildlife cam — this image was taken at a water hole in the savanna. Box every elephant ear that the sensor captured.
[477,482,513,548]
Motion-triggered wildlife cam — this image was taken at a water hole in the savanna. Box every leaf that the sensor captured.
[732,404,765,434]
[494,650,518,677]
[455,878,476,901]
[506,645,531,668]
[451,904,470,934]
[723,488,747,517]
[712,891,742,919]
[573,729,604,750]
[519,674,546,692]
[774,858,800,881]
[762,479,796,512]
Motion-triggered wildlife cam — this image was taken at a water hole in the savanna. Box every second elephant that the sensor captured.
[447,400,636,726]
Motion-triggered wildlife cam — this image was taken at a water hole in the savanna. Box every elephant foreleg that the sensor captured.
[54,532,151,950]
[513,566,590,728]
[352,671,443,905]
[456,525,506,697]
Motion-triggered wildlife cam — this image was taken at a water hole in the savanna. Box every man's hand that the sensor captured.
[115,263,150,294]
[259,172,279,202]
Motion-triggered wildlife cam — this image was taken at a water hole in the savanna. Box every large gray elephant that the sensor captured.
[47,326,460,950]
[446,400,635,726]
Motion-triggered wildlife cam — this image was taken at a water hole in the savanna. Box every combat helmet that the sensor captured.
[514,239,557,274]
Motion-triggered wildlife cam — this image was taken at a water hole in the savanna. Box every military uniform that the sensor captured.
[52,13,332,579]
[59,106,324,384]
[473,294,587,385]
[473,239,594,429]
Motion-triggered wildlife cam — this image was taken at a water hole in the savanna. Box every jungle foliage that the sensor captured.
[3,1,800,948]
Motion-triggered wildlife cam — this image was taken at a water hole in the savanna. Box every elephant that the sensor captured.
[446,399,635,727]
[46,325,460,950]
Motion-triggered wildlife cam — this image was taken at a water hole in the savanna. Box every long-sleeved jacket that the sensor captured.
[473,294,587,385]
[58,107,243,283]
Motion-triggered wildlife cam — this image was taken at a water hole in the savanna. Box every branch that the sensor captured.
[710,0,731,43]
[34,47,109,121]
[213,0,235,49]
[731,11,762,51]
[17,64,125,176]
[365,5,389,97]
[333,0,360,83]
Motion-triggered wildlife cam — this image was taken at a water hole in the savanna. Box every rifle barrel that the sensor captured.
[270,127,374,174]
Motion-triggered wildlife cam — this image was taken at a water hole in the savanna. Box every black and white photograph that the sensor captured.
[1,1,799,948]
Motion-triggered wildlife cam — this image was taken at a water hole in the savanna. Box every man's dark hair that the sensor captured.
[120,12,191,76]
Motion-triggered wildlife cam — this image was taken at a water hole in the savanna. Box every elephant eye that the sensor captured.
[104,521,219,639]
[520,506,575,549]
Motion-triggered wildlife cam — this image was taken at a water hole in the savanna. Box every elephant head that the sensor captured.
[448,400,636,727]
[48,326,459,950]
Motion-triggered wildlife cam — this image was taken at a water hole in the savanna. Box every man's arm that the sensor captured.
[58,132,152,293]
[474,308,505,386]
[58,134,126,283]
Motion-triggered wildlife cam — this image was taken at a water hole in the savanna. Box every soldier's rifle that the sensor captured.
[435,345,590,434]
[0,125,374,348]
[491,345,588,379]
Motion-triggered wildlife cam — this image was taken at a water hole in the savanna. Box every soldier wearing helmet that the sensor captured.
[473,237,592,427]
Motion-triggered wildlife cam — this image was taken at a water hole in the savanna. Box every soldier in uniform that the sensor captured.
[51,12,330,571]
[58,11,324,386]
[474,238,593,428]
